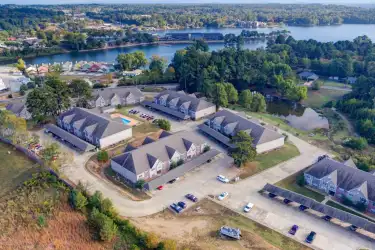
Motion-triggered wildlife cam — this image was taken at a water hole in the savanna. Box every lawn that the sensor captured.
[0,142,40,198]
[238,143,300,179]
[302,89,348,108]
[275,172,325,202]
[322,80,352,89]
[326,200,375,223]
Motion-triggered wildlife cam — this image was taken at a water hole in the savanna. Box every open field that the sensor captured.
[132,198,311,250]
[302,89,348,108]
[322,80,352,89]
[275,172,325,202]
[0,143,39,197]
[238,143,300,179]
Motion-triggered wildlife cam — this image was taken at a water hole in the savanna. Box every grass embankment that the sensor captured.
[116,107,160,136]
[302,88,348,109]
[0,143,40,197]
[238,143,300,179]
[326,201,375,223]
[275,172,325,202]
[134,198,311,250]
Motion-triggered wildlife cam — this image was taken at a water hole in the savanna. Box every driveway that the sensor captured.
[35,125,374,250]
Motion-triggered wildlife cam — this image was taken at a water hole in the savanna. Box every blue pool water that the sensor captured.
[121,118,131,124]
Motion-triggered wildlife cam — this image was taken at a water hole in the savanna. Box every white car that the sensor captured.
[218,192,229,201]
[217,175,229,183]
[243,202,254,212]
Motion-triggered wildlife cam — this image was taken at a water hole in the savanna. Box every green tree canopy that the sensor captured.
[230,131,257,168]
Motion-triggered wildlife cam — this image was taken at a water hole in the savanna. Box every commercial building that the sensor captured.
[90,87,145,108]
[304,156,375,214]
[57,107,132,149]
[199,110,284,153]
[149,90,216,120]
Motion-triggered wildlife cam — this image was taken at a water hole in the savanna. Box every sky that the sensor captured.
[1,0,374,5]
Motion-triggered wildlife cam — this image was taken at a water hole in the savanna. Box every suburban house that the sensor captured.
[304,156,375,214]
[199,110,285,153]
[56,107,132,149]
[89,87,145,108]
[6,102,32,120]
[148,90,216,120]
[62,61,73,72]
[0,77,6,91]
[122,69,143,77]
[111,130,209,184]
[299,71,319,81]
[347,77,357,84]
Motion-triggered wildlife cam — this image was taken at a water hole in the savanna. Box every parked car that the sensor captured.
[186,194,198,202]
[299,205,308,211]
[157,185,163,190]
[170,203,183,213]
[268,193,276,198]
[283,199,292,204]
[178,201,187,209]
[217,175,229,183]
[349,225,358,231]
[243,202,254,212]
[305,231,316,243]
[289,225,299,235]
[323,215,332,221]
[218,192,229,201]
[168,177,180,184]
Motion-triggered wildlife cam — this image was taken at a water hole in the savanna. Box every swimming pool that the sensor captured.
[121,118,131,124]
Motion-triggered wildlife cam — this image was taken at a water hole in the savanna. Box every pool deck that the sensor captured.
[111,113,141,126]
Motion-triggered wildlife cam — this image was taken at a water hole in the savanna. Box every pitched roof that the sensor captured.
[344,157,357,168]
[6,102,26,115]
[154,90,215,112]
[92,87,144,103]
[205,110,284,145]
[305,157,375,201]
[58,107,131,139]
[299,71,318,78]
[262,183,375,234]
[112,131,206,175]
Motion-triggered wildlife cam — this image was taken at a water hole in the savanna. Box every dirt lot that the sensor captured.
[131,199,311,250]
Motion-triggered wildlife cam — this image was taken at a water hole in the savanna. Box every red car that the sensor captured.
[157,185,164,190]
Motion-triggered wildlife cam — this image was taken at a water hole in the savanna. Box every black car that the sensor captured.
[305,231,316,243]
[268,193,276,198]
[349,225,358,231]
[323,215,332,221]
[185,194,198,202]
[289,225,299,235]
[283,199,292,204]
[299,205,308,211]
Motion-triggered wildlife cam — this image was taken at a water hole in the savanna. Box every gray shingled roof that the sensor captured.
[204,110,284,145]
[58,107,131,139]
[299,71,318,79]
[112,131,207,175]
[305,157,375,201]
[148,102,190,119]
[154,90,215,112]
[262,183,375,234]
[92,87,144,103]
[344,157,357,168]
[45,124,95,152]
[6,102,26,115]
[198,124,235,148]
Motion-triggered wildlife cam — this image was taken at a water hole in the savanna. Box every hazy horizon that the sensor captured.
[1,0,374,5]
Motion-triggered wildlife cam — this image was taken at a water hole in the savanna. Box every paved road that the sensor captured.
[36,124,374,250]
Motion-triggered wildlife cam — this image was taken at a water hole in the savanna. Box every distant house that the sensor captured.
[26,66,37,75]
[89,64,101,72]
[122,69,143,77]
[90,87,145,108]
[304,156,375,214]
[62,62,73,72]
[150,90,216,120]
[111,130,209,184]
[199,110,284,153]
[298,71,319,81]
[347,77,357,84]
[57,107,132,149]
[81,63,91,72]
[23,38,44,48]
[0,77,7,91]
[38,66,49,74]
[6,103,32,120]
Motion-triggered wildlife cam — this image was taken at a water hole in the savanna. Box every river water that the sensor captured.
[24,24,375,65]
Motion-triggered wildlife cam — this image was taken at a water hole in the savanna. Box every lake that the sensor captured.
[23,24,375,65]
[266,99,329,131]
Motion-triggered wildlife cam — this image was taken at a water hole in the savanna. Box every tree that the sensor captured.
[117,51,148,71]
[145,232,160,249]
[251,92,267,112]
[100,217,118,242]
[15,58,25,72]
[40,143,60,162]
[239,90,253,109]
[343,137,368,150]
[156,119,171,131]
[312,80,323,90]
[149,55,167,75]
[69,79,92,107]
[70,190,88,212]
[189,40,209,52]
[230,131,257,167]
[19,84,28,96]
[224,82,238,104]
[97,150,109,162]
[26,87,57,123]
[44,75,70,115]
[213,82,228,110]
[135,179,146,189]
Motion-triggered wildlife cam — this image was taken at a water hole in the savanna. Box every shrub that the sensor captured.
[161,239,177,250]
[99,216,118,242]
[170,162,177,169]
[97,150,109,162]
[156,119,171,131]
[88,191,103,210]
[282,133,289,142]
[203,145,210,153]
[343,137,368,150]
[19,84,28,96]
[116,104,122,109]
[145,232,160,249]
[296,174,305,187]
[135,179,146,189]
[177,159,184,166]
[69,190,88,212]
[324,100,334,108]
[27,81,36,89]
[37,215,47,228]
[311,80,322,90]
[93,83,108,89]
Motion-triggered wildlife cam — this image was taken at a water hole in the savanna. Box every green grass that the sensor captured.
[326,200,375,223]
[302,89,348,108]
[133,123,160,135]
[255,143,300,171]
[276,173,325,202]
[322,80,352,89]
[0,143,40,198]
